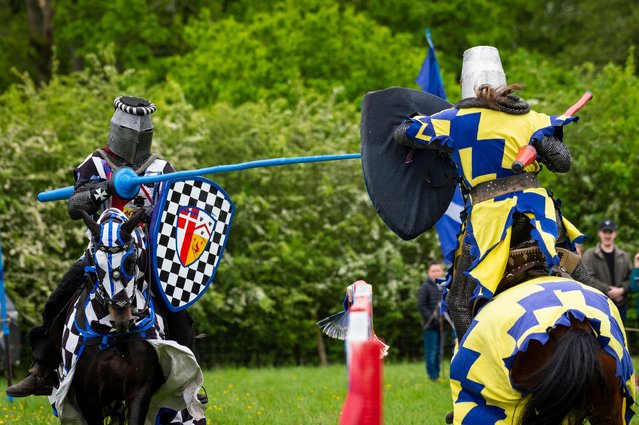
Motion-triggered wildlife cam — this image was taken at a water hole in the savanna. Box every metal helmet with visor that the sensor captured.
[107,96,156,165]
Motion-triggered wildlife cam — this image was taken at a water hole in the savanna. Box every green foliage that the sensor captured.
[52,0,199,78]
[169,0,420,107]
[0,2,38,90]
[513,0,639,69]
[504,49,639,251]
[339,0,517,69]
[3,0,639,94]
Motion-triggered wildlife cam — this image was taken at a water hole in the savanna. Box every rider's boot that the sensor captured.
[6,362,58,397]
[445,411,454,424]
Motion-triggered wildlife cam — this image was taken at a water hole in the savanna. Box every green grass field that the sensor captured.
[0,362,452,424]
[0,361,635,424]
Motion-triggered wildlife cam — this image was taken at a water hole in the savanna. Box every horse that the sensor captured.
[51,207,165,425]
[449,275,635,425]
[51,207,204,425]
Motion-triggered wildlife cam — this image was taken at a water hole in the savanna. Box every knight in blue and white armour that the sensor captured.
[7,97,202,400]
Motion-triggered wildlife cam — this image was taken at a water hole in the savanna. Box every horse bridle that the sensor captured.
[89,241,138,309]
[81,208,150,313]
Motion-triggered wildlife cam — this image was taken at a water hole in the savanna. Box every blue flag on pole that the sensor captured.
[416,29,463,265]
[415,29,447,100]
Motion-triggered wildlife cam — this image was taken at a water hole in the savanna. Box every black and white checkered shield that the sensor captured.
[150,177,235,311]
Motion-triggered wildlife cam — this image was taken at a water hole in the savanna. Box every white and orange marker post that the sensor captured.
[338,281,386,425]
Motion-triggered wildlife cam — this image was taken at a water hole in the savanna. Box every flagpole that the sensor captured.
[424,28,446,101]
[0,240,12,390]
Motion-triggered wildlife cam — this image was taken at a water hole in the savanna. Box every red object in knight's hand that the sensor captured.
[511,91,593,172]
[511,145,538,173]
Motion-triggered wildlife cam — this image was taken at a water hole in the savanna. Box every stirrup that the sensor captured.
[197,387,208,404]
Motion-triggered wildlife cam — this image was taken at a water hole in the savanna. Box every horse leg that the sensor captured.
[589,351,624,425]
[73,351,107,425]
[124,341,164,425]
[75,388,104,425]
[127,381,156,425]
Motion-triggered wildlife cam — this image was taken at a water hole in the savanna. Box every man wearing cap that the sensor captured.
[581,219,632,323]
[7,96,200,399]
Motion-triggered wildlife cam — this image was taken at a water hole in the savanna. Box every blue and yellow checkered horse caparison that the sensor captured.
[404,108,583,299]
[449,276,635,425]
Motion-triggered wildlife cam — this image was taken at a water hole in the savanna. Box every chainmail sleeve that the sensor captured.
[532,136,571,173]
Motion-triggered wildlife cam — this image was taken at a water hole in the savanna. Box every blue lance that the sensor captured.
[38,153,362,202]
[0,239,13,394]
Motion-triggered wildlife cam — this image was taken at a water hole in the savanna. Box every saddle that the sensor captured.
[496,246,581,295]
[472,246,582,316]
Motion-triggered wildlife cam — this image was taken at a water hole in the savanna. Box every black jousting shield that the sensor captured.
[360,87,458,240]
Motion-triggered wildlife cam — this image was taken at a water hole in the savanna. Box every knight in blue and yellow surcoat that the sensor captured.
[394,47,592,340]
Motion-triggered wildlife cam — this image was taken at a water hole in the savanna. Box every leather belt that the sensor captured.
[469,173,539,204]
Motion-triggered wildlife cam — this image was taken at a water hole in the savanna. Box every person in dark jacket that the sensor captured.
[582,219,632,323]
[417,262,445,380]
[629,251,639,320]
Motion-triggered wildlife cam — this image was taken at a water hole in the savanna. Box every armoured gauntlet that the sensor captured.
[68,180,113,220]
[533,136,571,173]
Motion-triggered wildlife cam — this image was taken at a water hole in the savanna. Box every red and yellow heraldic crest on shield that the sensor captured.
[176,207,215,266]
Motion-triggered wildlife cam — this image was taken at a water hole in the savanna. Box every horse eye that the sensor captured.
[123,254,137,275]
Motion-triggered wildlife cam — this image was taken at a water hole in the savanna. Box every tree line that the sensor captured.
[1,0,639,366]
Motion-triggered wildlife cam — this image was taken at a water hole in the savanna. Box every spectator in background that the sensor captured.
[629,252,639,321]
[582,219,632,323]
[417,262,445,381]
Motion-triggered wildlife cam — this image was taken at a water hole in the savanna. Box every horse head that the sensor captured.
[81,207,147,333]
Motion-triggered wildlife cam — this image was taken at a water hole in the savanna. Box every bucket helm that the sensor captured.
[460,46,507,99]
[107,96,156,165]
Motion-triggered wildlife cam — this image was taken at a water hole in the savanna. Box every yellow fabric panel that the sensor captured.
[468,173,498,187]
[475,110,531,149]
[431,118,451,137]
[465,188,560,296]
[456,108,548,185]
[470,227,512,293]
[525,110,553,133]
[458,147,473,183]
[468,197,514,254]
[413,116,431,142]
[561,216,582,244]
